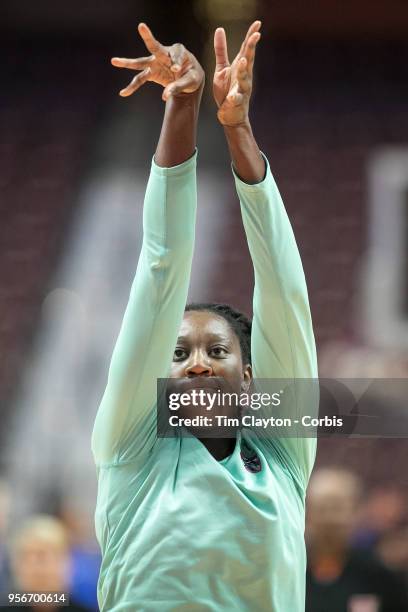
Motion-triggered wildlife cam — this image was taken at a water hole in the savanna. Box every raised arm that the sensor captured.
[214,22,318,491]
[92,24,204,466]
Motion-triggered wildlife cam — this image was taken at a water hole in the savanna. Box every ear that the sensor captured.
[241,364,252,393]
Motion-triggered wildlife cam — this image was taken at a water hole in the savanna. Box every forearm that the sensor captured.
[223,120,265,184]
[155,83,204,168]
[233,154,317,379]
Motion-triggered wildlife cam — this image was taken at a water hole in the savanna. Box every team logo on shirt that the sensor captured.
[240,438,262,473]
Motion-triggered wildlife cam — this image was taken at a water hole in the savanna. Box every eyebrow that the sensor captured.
[176,334,232,344]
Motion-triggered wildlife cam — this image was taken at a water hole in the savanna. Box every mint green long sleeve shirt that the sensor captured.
[92,149,318,611]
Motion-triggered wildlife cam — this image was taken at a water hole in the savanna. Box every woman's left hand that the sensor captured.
[213,20,262,127]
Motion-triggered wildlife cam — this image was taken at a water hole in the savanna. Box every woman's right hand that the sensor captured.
[111,23,205,101]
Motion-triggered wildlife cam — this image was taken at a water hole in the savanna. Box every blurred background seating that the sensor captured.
[0,1,408,609]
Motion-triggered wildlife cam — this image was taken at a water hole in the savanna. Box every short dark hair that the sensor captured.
[185,302,252,365]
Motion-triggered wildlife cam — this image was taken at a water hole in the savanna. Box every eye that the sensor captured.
[209,346,228,358]
[173,348,188,362]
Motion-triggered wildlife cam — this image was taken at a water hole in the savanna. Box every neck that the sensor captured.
[199,437,236,460]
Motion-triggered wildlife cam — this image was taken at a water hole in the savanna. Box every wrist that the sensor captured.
[170,79,205,106]
[222,119,265,184]
[222,118,251,133]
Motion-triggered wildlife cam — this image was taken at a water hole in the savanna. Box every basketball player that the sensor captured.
[92,20,318,611]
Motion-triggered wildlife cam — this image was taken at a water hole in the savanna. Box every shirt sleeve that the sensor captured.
[91,150,197,466]
[232,153,318,492]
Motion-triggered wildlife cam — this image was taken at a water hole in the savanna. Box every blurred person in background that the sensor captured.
[60,500,100,612]
[0,479,11,594]
[306,467,408,612]
[353,486,407,551]
[376,527,408,591]
[8,515,89,611]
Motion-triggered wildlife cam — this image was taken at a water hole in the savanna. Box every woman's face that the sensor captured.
[167,311,252,430]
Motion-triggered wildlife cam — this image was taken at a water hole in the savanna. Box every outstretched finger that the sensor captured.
[239,20,261,56]
[243,31,261,75]
[138,23,170,65]
[111,56,151,70]
[119,67,151,96]
[162,68,198,100]
[214,27,229,70]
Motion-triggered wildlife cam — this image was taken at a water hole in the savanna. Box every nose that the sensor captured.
[185,350,213,377]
